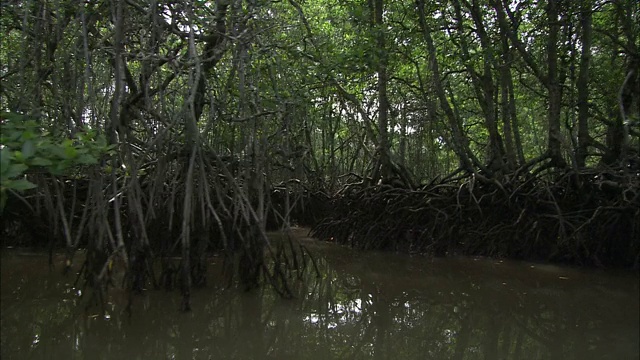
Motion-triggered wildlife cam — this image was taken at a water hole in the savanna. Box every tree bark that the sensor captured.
[453,0,505,173]
[492,0,567,168]
[373,0,392,180]
[499,34,517,169]
[546,0,566,167]
[416,0,477,172]
[576,0,593,168]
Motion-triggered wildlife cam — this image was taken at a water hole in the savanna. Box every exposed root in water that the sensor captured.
[311,166,640,269]
[0,144,320,313]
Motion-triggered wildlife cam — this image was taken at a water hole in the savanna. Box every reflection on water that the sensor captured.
[1,232,639,360]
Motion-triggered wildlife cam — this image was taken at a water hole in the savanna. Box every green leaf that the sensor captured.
[21,140,36,158]
[50,146,67,159]
[49,162,67,175]
[0,148,10,171]
[3,163,28,178]
[77,154,97,165]
[64,145,78,159]
[30,157,53,166]
[21,129,36,141]
[9,178,37,191]
[95,136,107,148]
[13,151,24,162]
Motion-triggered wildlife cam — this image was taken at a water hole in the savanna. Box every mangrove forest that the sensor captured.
[1,0,639,315]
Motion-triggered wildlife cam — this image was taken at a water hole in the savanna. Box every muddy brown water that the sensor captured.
[1,228,638,360]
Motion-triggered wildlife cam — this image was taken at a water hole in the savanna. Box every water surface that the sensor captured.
[1,230,638,359]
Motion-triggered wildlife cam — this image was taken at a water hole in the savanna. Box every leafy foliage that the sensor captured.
[0,112,113,211]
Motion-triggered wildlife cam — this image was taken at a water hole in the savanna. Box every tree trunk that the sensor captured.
[576,0,593,168]
[499,34,518,170]
[416,0,477,172]
[373,0,392,180]
[546,0,566,167]
[492,0,567,169]
[455,0,505,173]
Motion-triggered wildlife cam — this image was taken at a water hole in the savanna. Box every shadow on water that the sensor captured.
[1,229,639,360]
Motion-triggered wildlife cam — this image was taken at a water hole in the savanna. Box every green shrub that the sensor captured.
[0,112,114,211]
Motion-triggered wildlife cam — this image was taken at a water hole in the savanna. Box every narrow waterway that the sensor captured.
[1,229,638,359]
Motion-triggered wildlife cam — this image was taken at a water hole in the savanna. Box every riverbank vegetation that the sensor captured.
[1,0,638,310]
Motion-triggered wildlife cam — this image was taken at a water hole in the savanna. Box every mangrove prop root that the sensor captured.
[311,168,640,268]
